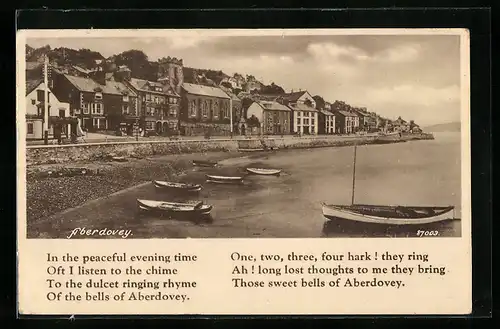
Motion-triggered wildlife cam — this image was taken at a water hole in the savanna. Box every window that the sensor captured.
[37,90,43,101]
[82,103,90,114]
[223,103,230,118]
[95,92,103,100]
[27,123,34,134]
[173,98,178,104]
[123,95,129,102]
[297,118,300,125]
[31,99,36,105]
[93,118,99,128]
[311,119,315,125]
[146,93,151,101]
[304,119,309,125]
[169,121,176,129]
[169,107,177,116]
[189,100,197,117]
[297,112,301,117]
[122,105,129,114]
[59,109,65,117]
[202,101,208,117]
[91,103,103,115]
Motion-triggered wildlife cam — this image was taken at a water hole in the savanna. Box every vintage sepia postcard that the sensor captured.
[17,28,472,315]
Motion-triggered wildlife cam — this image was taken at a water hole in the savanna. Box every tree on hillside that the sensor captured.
[112,49,157,80]
[260,82,285,95]
[220,81,232,89]
[312,95,325,110]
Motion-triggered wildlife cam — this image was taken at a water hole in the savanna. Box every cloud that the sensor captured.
[307,42,421,64]
[168,37,205,50]
[373,43,422,63]
[365,84,460,107]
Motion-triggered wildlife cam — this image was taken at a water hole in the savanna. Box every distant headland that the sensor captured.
[423,122,461,132]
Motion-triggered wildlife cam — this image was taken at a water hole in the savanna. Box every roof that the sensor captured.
[281,90,307,102]
[320,110,334,116]
[64,74,137,96]
[182,83,230,99]
[288,102,318,112]
[72,66,93,74]
[337,110,358,117]
[128,78,180,97]
[353,110,370,117]
[26,79,43,95]
[218,86,241,101]
[255,101,290,112]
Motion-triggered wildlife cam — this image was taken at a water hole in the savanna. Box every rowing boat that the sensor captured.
[321,142,456,226]
[153,180,202,193]
[206,174,244,184]
[246,168,282,176]
[321,203,455,225]
[192,160,218,167]
[137,199,213,215]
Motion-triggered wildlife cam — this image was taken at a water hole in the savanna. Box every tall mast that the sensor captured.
[351,142,357,205]
[43,55,49,144]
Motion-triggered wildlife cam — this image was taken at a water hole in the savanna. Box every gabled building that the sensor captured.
[333,110,358,134]
[246,100,291,135]
[277,90,318,135]
[318,110,336,135]
[51,68,138,132]
[180,83,232,136]
[351,108,371,131]
[279,90,317,108]
[124,77,181,135]
[24,79,73,140]
[287,102,319,135]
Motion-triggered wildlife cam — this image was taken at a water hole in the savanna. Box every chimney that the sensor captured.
[90,70,106,85]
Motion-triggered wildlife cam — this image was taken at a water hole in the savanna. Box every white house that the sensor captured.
[25,80,71,139]
[288,103,319,135]
[278,90,319,135]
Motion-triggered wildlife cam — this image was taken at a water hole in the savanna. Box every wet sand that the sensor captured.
[27,132,462,239]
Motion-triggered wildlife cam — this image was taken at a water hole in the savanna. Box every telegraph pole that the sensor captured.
[43,55,49,145]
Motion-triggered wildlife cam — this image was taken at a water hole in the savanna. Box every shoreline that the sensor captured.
[25,134,434,225]
[25,132,434,167]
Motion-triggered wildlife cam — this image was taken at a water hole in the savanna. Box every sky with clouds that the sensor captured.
[27,33,462,126]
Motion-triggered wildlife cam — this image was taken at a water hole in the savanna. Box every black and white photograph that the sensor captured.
[20,29,467,239]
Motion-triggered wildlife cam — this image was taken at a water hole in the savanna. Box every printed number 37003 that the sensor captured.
[416,230,439,237]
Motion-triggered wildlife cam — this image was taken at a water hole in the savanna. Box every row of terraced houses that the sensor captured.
[24,55,417,140]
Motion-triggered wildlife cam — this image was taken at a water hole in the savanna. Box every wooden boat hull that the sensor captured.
[246,168,282,176]
[321,204,455,225]
[192,160,218,167]
[137,199,212,215]
[153,181,202,193]
[206,175,243,184]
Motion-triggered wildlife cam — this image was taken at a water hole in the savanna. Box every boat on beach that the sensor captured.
[246,168,282,176]
[137,199,213,215]
[153,180,202,193]
[321,203,455,225]
[206,174,244,184]
[321,141,455,226]
[192,160,218,167]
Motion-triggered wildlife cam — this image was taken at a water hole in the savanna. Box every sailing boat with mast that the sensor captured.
[321,143,455,226]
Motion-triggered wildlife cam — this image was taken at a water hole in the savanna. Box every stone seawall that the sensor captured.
[26,133,434,166]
